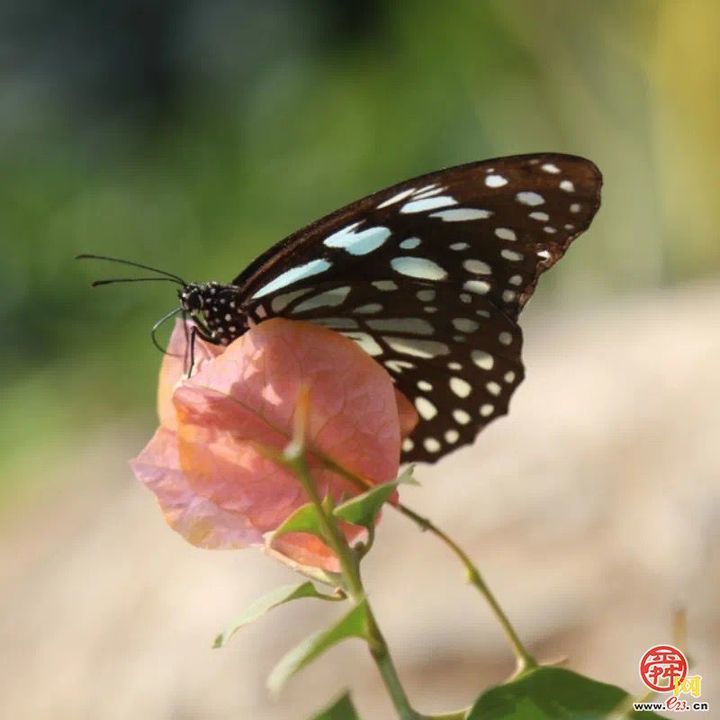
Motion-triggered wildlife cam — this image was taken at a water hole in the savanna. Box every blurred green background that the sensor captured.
[1,2,718,718]
[2,0,717,500]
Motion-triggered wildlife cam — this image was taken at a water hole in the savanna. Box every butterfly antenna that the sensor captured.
[76,254,187,285]
[91,277,184,287]
[151,307,183,356]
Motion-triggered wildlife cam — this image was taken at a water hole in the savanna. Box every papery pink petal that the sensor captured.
[175,318,404,481]
[131,427,263,548]
[134,317,416,571]
[157,320,223,430]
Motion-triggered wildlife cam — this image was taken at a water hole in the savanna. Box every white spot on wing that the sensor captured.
[516,191,545,206]
[480,404,495,417]
[559,180,575,192]
[501,249,523,261]
[429,208,492,221]
[450,242,469,251]
[324,224,391,256]
[377,188,415,209]
[354,303,383,314]
[271,288,313,312]
[384,337,450,358]
[385,359,415,373]
[252,259,332,299]
[463,259,491,275]
[391,256,447,281]
[343,332,383,356]
[529,211,549,222]
[485,174,508,188]
[293,286,351,313]
[453,409,471,425]
[450,377,472,398]
[399,237,421,250]
[495,227,517,241]
[423,437,442,453]
[541,163,561,174]
[401,196,458,214]
[444,429,459,444]
[413,186,445,199]
[486,381,502,396]
[471,350,494,370]
[373,280,397,291]
[415,397,438,420]
[463,280,490,295]
[453,318,479,332]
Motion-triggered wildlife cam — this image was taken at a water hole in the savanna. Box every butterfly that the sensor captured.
[80,153,602,464]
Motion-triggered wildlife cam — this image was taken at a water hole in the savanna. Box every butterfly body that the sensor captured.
[99,153,602,464]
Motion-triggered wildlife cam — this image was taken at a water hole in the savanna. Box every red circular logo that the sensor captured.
[639,644,688,692]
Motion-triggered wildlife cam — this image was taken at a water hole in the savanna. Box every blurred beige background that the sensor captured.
[1,1,718,718]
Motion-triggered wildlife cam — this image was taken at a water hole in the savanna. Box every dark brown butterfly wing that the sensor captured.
[233,153,601,463]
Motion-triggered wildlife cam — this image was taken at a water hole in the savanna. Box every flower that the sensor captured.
[131,318,417,572]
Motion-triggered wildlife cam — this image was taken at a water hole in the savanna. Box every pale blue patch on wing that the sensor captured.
[429,208,492,221]
[390,256,448,281]
[399,237,421,250]
[400,195,458,214]
[323,224,391,256]
[252,259,332,299]
[293,286,351,313]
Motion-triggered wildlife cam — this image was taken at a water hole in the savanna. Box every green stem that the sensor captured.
[285,451,364,599]
[398,504,536,674]
[317,455,536,673]
[285,450,419,720]
[368,623,419,720]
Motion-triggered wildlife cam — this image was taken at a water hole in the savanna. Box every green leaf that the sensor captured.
[310,692,361,720]
[332,464,420,530]
[397,464,420,485]
[268,600,371,695]
[466,667,667,719]
[272,502,325,541]
[213,582,340,648]
[333,482,396,529]
[333,466,419,530]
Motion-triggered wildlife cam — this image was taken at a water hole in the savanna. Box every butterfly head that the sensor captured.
[178,282,212,313]
[179,281,247,345]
